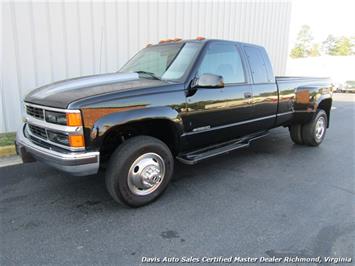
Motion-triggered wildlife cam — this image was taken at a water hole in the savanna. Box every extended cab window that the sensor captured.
[198,43,245,84]
[244,46,272,84]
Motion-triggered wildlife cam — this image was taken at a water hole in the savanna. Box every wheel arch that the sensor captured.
[90,107,184,163]
[317,97,332,127]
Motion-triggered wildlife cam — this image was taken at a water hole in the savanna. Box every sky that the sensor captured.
[286,0,355,79]
[288,0,355,48]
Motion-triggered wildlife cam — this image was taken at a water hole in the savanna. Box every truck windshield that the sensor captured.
[120,43,202,81]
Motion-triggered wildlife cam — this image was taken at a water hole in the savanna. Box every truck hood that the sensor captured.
[25,72,168,109]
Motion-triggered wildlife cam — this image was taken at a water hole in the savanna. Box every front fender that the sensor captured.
[84,106,184,149]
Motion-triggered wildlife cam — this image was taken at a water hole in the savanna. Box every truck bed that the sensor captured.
[275,76,330,83]
[274,76,332,127]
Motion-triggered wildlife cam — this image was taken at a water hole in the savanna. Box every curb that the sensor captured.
[0,145,16,157]
[0,155,22,168]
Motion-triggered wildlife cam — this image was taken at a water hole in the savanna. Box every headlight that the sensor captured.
[47,130,69,146]
[45,110,84,148]
[47,129,85,148]
[45,111,67,125]
[45,111,82,126]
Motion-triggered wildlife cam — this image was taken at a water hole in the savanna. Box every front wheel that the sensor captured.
[302,110,328,146]
[105,136,174,207]
[289,124,304,145]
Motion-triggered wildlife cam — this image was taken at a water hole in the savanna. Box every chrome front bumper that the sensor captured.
[16,124,100,176]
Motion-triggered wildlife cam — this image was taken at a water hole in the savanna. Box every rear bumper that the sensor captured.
[16,124,100,176]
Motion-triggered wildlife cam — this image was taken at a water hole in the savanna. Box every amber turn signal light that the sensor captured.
[69,135,85,148]
[66,113,82,126]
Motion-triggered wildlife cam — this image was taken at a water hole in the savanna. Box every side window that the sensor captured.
[244,46,271,84]
[198,43,245,84]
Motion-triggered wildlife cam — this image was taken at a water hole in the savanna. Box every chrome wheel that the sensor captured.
[315,116,326,140]
[127,152,165,196]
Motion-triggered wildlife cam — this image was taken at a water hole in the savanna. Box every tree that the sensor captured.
[290,46,305,58]
[322,35,354,56]
[351,37,355,54]
[290,25,317,58]
[310,43,321,57]
[322,35,337,55]
[333,37,353,55]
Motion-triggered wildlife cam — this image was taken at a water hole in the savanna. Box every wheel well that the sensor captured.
[100,119,179,164]
[318,98,332,127]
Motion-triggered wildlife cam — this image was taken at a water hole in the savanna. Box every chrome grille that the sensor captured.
[28,124,47,140]
[23,103,84,151]
[26,105,44,120]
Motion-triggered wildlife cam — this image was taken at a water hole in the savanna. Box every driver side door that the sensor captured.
[182,42,254,149]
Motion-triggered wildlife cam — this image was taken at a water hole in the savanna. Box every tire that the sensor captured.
[302,110,328,146]
[105,135,174,207]
[289,124,304,145]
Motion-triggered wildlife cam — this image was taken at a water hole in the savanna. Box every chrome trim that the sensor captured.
[25,114,83,134]
[127,152,165,196]
[26,125,84,152]
[294,110,316,113]
[16,124,99,176]
[193,125,211,132]
[276,111,293,116]
[182,114,277,136]
[315,116,326,140]
[25,102,81,113]
[25,105,45,120]
[24,103,84,151]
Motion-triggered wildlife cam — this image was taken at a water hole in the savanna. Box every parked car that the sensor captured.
[16,38,332,207]
[331,82,343,93]
[342,80,355,93]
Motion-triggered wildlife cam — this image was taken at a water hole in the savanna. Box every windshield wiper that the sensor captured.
[135,71,161,80]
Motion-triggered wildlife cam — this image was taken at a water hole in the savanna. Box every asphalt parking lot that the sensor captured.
[1,94,354,265]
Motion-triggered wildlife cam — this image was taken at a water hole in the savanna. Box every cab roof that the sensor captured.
[149,38,261,49]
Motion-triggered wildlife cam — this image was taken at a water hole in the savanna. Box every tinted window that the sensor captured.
[198,43,245,84]
[121,45,180,77]
[244,46,271,84]
[120,43,201,81]
[161,43,201,80]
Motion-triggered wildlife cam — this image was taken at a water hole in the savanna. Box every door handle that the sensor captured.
[244,92,253,98]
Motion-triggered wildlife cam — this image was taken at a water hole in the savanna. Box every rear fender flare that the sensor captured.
[315,94,332,109]
[294,86,332,124]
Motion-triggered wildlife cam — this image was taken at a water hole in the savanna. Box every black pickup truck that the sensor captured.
[16,38,332,207]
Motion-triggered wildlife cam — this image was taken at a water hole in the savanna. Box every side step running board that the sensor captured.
[176,131,269,165]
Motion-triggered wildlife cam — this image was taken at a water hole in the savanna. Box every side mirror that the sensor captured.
[192,73,224,89]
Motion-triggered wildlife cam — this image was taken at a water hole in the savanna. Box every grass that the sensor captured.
[0,132,16,147]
